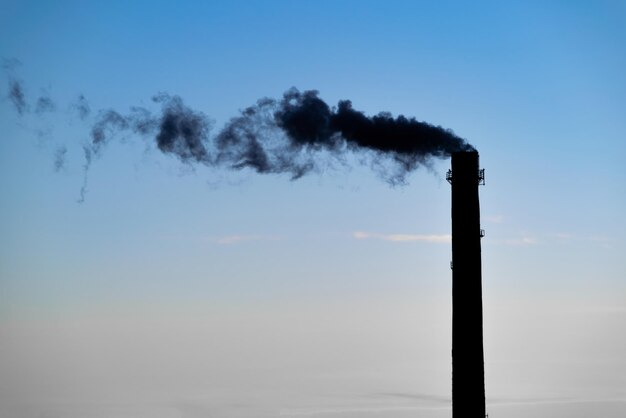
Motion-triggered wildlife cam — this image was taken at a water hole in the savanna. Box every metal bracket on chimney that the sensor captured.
[478,168,485,185]
[446,168,485,185]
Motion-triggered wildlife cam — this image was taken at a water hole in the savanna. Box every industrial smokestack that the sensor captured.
[448,151,486,417]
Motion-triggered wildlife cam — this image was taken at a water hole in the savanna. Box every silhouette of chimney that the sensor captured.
[447,151,486,417]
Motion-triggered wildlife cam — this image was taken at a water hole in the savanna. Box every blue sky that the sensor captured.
[1,1,625,417]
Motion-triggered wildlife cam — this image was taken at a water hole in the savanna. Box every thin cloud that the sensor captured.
[376,392,449,403]
[215,234,281,245]
[493,232,615,248]
[493,235,538,246]
[353,231,451,243]
[552,232,602,241]
[485,214,505,224]
[550,232,613,247]
[487,396,626,407]
[508,235,538,246]
[280,404,451,416]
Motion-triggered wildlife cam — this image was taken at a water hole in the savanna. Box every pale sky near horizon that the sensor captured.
[1,1,625,417]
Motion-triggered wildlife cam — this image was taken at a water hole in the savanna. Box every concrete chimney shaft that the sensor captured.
[449,151,486,418]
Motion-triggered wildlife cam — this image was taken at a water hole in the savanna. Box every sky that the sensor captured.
[1,1,625,417]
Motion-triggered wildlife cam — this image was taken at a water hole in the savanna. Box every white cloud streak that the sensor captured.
[215,234,281,245]
[485,214,505,224]
[552,233,614,248]
[494,232,615,248]
[496,235,539,246]
[280,404,451,416]
[353,231,451,243]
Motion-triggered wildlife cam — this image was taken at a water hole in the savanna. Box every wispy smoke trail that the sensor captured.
[72,94,91,120]
[35,94,56,114]
[78,146,92,203]
[3,61,474,200]
[152,93,210,162]
[3,58,28,115]
[90,109,132,151]
[3,60,57,116]
[8,79,27,115]
[53,145,67,172]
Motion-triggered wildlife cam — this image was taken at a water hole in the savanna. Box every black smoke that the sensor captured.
[8,79,27,115]
[273,88,474,181]
[3,62,474,196]
[72,94,91,120]
[3,58,27,115]
[152,94,211,163]
[53,145,67,172]
[78,145,93,203]
[3,60,56,116]
[87,95,206,159]
[207,88,473,183]
[82,88,472,187]
[35,94,56,114]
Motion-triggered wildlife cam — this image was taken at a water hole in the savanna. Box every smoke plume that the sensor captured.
[3,58,28,115]
[35,94,56,114]
[8,79,27,115]
[83,88,472,187]
[53,145,67,172]
[3,62,474,197]
[73,94,91,120]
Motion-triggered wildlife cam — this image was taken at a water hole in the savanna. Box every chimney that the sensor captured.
[447,151,486,417]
